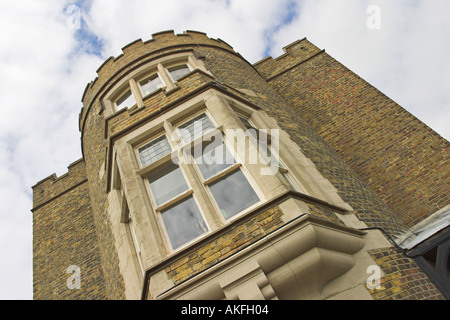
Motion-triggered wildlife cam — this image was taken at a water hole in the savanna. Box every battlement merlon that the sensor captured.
[253,38,324,80]
[79,30,236,132]
[31,158,88,210]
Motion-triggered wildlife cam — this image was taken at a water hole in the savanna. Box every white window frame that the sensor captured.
[137,132,211,252]
[133,108,268,252]
[114,87,136,111]
[137,71,166,98]
[174,111,264,224]
[166,63,193,83]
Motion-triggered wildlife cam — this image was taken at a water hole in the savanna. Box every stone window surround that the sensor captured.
[133,108,266,253]
[236,113,305,193]
[101,51,212,118]
[109,89,356,282]
[110,157,145,289]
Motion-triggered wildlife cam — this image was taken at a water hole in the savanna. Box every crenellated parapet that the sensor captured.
[253,38,324,80]
[31,158,88,210]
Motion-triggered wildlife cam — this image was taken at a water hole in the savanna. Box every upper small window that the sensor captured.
[115,89,136,110]
[139,73,164,96]
[105,53,209,115]
[168,64,191,82]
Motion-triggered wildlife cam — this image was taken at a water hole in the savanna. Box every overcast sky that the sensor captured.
[0,0,448,300]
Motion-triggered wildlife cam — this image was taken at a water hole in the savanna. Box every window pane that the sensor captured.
[116,89,136,110]
[168,64,190,82]
[139,135,171,166]
[161,196,207,249]
[194,137,235,180]
[178,113,215,143]
[140,74,164,96]
[209,170,259,220]
[147,163,188,206]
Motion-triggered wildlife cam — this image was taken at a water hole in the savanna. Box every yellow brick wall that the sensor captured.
[367,247,444,300]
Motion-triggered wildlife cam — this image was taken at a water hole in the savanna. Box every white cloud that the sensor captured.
[0,0,448,300]
[0,0,102,299]
[85,0,295,62]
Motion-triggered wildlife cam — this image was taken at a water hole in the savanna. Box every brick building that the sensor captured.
[31,30,450,300]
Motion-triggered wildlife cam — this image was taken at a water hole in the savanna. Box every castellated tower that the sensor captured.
[32,30,449,300]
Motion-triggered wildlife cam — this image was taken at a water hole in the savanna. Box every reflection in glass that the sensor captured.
[140,74,164,96]
[147,163,188,206]
[168,64,190,82]
[194,136,235,180]
[161,196,207,249]
[209,170,259,220]
[116,89,135,110]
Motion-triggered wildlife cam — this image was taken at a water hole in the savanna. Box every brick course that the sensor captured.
[32,162,107,300]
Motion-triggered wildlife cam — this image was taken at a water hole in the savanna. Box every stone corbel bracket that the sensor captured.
[157,215,367,300]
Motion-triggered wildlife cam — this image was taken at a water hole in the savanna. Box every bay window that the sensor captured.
[138,134,209,251]
[137,111,264,251]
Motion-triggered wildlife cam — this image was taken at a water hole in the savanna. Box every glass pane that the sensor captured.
[140,74,164,96]
[116,89,136,110]
[147,163,189,206]
[161,196,207,249]
[168,64,190,81]
[209,170,259,220]
[178,113,215,143]
[194,136,235,180]
[139,135,171,166]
